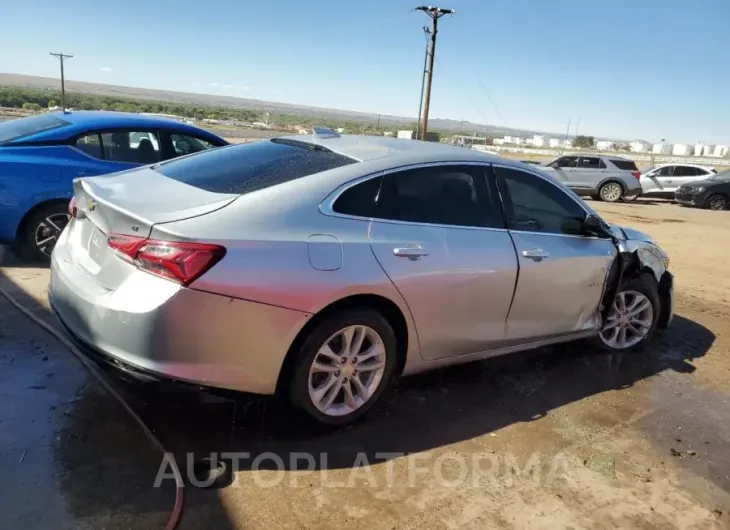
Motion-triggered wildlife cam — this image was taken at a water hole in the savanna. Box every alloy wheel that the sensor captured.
[34,213,71,257]
[599,290,654,350]
[307,325,387,417]
[600,183,622,202]
[707,195,727,211]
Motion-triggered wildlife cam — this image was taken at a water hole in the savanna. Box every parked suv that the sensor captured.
[640,164,716,198]
[540,154,642,202]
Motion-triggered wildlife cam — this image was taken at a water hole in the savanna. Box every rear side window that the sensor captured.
[333,177,382,217]
[611,159,639,171]
[154,139,358,194]
[0,114,69,144]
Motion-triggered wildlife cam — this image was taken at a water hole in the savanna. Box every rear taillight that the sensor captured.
[107,233,226,285]
[631,171,641,180]
[69,197,78,218]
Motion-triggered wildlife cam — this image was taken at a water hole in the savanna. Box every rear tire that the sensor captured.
[594,273,660,352]
[19,203,71,263]
[289,308,398,428]
[705,194,728,211]
[598,181,624,202]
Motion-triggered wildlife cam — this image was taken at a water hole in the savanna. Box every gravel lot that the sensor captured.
[1,198,729,529]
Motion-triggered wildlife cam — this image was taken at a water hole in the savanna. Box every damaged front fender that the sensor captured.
[602,225,674,330]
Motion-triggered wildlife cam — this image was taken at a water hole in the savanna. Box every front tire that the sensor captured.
[597,274,660,352]
[705,194,728,211]
[289,308,398,427]
[598,181,624,202]
[19,203,71,263]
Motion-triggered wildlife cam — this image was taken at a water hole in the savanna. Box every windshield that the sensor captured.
[0,114,70,144]
[708,169,730,181]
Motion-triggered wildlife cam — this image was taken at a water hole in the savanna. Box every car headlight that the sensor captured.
[693,186,705,193]
[646,245,669,269]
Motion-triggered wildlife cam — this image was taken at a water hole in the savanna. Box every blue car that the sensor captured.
[0,111,228,261]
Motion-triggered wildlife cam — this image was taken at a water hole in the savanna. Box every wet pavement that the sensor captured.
[1,243,729,528]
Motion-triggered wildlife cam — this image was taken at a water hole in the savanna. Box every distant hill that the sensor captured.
[0,72,538,136]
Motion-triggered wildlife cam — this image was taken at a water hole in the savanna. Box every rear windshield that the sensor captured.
[0,114,70,144]
[153,138,358,194]
[611,159,639,171]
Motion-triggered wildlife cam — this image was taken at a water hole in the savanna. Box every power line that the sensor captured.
[415,5,454,140]
[50,52,73,111]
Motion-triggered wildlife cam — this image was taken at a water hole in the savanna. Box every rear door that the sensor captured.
[368,163,518,360]
[493,164,617,341]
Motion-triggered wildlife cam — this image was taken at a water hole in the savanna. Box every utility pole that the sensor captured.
[415,25,431,140]
[50,52,73,111]
[416,5,454,140]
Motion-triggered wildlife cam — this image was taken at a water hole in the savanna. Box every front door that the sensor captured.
[573,155,607,192]
[548,155,580,187]
[494,165,617,341]
[368,164,518,360]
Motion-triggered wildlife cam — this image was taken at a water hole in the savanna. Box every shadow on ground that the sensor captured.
[0,265,236,529]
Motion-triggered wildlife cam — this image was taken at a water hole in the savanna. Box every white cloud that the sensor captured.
[236,84,250,90]
[207,82,218,87]
[100,66,112,72]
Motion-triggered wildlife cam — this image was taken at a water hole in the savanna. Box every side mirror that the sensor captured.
[582,214,607,236]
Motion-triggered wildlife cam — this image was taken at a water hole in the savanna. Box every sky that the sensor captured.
[1,0,729,144]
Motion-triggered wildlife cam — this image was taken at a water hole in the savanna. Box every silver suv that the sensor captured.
[540,154,642,202]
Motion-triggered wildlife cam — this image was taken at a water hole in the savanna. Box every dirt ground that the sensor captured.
[1,199,729,529]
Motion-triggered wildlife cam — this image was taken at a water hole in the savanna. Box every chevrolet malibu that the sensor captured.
[49,134,674,427]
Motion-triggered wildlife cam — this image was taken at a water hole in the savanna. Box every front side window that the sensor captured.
[496,167,587,235]
[170,133,217,157]
[554,156,578,168]
[373,165,496,228]
[101,130,161,164]
[579,157,605,169]
[656,166,674,177]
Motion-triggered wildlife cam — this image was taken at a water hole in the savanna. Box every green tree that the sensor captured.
[573,135,596,148]
[47,99,57,108]
[21,102,42,111]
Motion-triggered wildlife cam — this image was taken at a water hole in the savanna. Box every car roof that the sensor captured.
[278,134,504,164]
[654,162,714,169]
[15,111,225,143]
[560,152,632,160]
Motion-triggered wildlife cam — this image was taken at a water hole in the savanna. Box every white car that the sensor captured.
[640,164,716,198]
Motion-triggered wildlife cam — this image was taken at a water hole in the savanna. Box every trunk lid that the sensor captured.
[67,167,237,290]
[72,167,238,238]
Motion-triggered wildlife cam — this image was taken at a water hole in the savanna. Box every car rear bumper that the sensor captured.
[49,235,312,395]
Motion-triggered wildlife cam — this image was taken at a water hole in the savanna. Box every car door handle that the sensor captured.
[522,248,549,261]
[393,246,429,260]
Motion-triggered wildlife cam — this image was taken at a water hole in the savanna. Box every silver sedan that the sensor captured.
[49,133,674,427]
